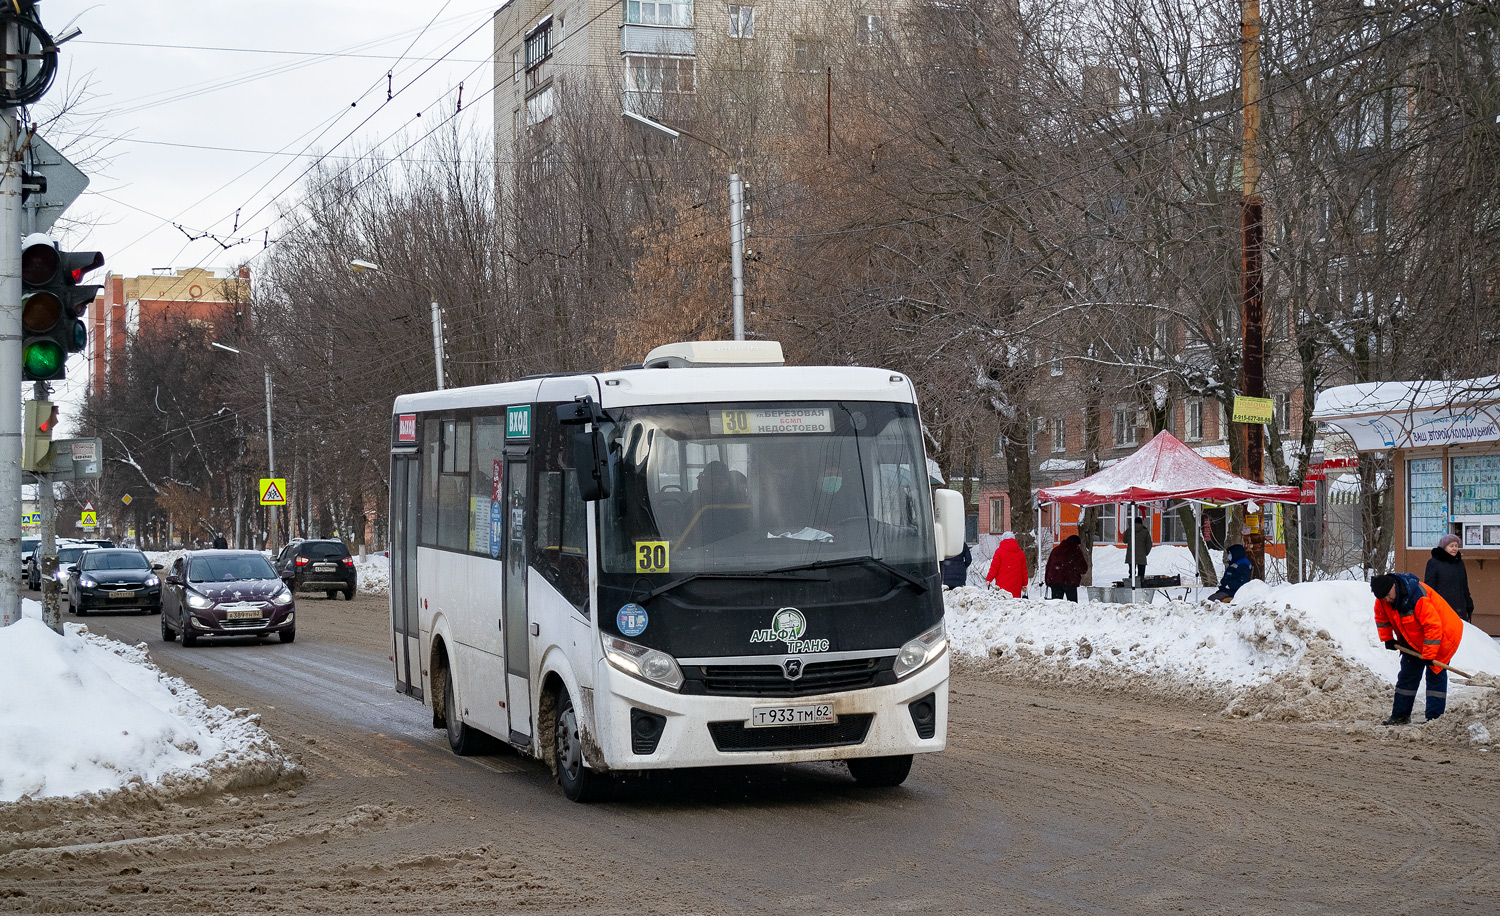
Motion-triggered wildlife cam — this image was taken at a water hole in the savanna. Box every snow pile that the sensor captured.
[946,580,1500,740]
[356,552,390,596]
[0,609,297,804]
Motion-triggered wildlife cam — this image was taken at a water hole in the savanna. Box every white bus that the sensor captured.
[388,341,965,801]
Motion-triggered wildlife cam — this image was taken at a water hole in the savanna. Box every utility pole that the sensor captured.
[1,29,22,627]
[265,364,277,551]
[32,380,58,631]
[429,297,445,389]
[1241,0,1266,577]
[729,173,746,341]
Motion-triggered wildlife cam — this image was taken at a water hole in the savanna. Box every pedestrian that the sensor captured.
[1424,534,1474,623]
[1043,534,1089,601]
[1125,511,1152,586]
[941,541,973,589]
[212,531,228,550]
[1207,543,1253,602]
[985,533,1029,598]
[1370,572,1466,725]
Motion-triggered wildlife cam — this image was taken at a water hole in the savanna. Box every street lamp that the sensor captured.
[211,341,278,551]
[348,258,445,390]
[622,110,746,342]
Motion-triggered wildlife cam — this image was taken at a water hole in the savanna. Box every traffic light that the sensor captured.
[21,233,103,381]
[22,399,57,473]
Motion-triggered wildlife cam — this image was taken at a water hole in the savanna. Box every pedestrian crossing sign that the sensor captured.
[259,478,287,506]
[80,511,98,529]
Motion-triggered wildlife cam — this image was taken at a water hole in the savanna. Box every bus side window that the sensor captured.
[533,406,590,612]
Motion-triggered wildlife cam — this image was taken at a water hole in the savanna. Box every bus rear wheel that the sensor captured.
[554,688,610,803]
[847,754,913,788]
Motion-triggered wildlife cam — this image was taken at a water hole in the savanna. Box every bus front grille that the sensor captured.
[707,714,873,752]
[686,657,893,698]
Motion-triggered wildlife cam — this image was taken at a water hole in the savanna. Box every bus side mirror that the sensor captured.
[572,428,612,501]
[932,488,965,560]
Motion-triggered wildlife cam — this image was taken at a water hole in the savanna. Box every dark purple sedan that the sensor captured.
[161,550,296,646]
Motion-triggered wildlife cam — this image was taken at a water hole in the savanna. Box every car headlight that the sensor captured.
[185,591,215,610]
[144,575,160,587]
[272,587,293,606]
[893,621,948,679]
[602,633,683,691]
[79,576,97,588]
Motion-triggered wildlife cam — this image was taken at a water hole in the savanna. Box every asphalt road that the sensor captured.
[3,594,1498,915]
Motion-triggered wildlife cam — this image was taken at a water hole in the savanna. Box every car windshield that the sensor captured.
[81,551,151,571]
[189,555,277,582]
[300,542,348,560]
[599,401,935,575]
[57,547,88,562]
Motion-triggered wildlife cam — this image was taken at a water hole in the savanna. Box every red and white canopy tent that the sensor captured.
[1035,431,1303,596]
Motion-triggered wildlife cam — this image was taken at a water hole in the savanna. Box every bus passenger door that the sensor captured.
[390,455,421,697]
[504,455,531,742]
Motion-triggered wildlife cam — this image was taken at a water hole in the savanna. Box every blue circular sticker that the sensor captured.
[617,603,648,637]
[489,500,503,559]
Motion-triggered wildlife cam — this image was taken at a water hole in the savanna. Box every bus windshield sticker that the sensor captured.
[710,408,833,436]
[635,540,670,574]
[617,603,648,637]
[489,461,503,559]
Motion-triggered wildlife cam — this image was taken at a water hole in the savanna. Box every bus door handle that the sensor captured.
[529,623,540,636]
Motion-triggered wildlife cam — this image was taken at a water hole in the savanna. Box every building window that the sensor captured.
[1090,507,1116,543]
[1159,500,1190,544]
[1052,417,1066,453]
[729,4,754,38]
[1113,407,1138,447]
[512,48,521,82]
[794,38,825,72]
[524,21,553,70]
[1030,418,1044,454]
[989,497,1006,534]
[626,0,693,27]
[1186,399,1203,441]
[1274,392,1292,432]
[624,54,695,94]
[526,85,555,125]
[855,13,883,45]
[1407,457,1446,549]
[1049,349,1063,376]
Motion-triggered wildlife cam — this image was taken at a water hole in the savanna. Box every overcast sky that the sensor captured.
[39,0,497,278]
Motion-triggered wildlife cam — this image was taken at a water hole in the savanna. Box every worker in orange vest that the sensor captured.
[1370,573,1465,725]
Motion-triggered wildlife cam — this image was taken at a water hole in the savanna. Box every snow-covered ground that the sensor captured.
[0,600,297,804]
[946,579,1500,744]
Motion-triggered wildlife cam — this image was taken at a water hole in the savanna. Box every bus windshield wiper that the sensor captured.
[645,569,824,601]
[765,556,928,593]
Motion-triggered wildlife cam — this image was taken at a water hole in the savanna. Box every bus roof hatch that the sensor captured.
[642,340,785,369]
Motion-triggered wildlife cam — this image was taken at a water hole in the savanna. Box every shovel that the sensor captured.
[1394,643,1500,688]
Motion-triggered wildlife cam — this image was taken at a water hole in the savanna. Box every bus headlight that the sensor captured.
[602,634,684,692]
[893,622,947,679]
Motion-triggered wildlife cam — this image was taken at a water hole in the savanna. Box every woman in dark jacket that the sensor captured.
[1044,534,1089,602]
[941,542,973,589]
[1424,534,1474,622]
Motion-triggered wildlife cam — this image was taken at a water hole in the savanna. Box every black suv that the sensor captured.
[276,539,357,600]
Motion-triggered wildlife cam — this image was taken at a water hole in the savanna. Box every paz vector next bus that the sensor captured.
[388,341,965,801]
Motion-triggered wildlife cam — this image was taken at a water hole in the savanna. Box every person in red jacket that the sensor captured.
[985,533,1029,598]
[1370,572,1466,725]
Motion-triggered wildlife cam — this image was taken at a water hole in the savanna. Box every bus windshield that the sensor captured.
[600,401,934,575]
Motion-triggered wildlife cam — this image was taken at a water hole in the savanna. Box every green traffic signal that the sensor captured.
[23,340,63,379]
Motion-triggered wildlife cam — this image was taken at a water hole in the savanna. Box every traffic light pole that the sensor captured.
[0,97,23,627]
[32,379,58,633]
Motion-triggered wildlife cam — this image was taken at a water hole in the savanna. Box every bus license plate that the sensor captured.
[226,609,261,620]
[749,704,834,728]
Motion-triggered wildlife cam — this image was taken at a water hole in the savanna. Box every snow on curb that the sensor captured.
[0,615,300,808]
[946,580,1500,743]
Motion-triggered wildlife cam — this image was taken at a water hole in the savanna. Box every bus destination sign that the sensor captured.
[712,408,832,436]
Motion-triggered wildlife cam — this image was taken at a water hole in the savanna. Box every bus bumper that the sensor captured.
[591,651,949,771]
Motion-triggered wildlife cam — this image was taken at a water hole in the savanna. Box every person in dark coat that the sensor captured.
[1424,533,1474,622]
[941,542,973,589]
[1208,543,1253,601]
[211,532,228,550]
[1125,513,1152,586]
[1044,534,1089,602]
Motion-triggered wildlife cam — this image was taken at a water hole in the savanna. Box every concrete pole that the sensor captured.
[1128,501,1138,603]
[0,98,22,627]
[729,173,746,341]
[430,298,446,389]
[32,381,58,632]
[1193,500,1203,591]
[265,364,277,552]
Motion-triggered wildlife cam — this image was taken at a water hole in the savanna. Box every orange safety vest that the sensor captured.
[1375,582,1464,666]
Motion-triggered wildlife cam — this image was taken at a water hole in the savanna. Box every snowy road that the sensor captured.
[4,597,1499,914]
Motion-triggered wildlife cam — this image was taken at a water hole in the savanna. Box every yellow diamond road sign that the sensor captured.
[121,494,133,506]
[259,478,287,506]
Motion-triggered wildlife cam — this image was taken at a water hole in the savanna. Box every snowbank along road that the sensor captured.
[2,592,1499,914]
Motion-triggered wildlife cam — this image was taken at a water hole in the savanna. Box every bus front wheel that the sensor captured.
[443,666,485,756]
[554,688,611,803]
[847,754,913,788]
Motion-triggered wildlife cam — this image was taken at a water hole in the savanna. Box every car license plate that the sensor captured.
[226,609,261,620]
[109,590,132,599]
[748,704,835,728]
[314,563,336,572]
